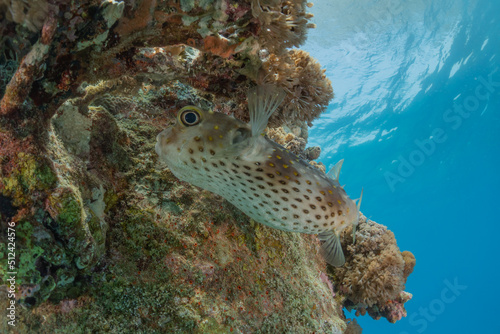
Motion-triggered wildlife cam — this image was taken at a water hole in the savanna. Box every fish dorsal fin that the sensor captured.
[352,188,363,244]
[327,159,344,181]
[357,188,363,211]
[248,85,286,137]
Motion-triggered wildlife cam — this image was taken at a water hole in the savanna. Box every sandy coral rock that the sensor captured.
[0,0,51,32]
[332,215,415,323]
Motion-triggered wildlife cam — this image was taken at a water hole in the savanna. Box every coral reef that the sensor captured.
[331,215,416,323]
[0,0,413,332]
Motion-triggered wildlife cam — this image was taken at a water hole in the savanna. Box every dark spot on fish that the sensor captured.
[267,182,274,187]
[303,209,309,214]
[253,205,258,209]
[244,165,251,170]
[232,169,238,173]
[315,196,322,201]
[263,201,269,204]
[248,197,254,200]
[327,202,333,207]
[315,215,321,220]
[294,180,300,185]
[321,206,326,211]
[274,201,280,205]
[244,172,250,176]
[210,150,216,155]
[279,180,287,185]
[194,136,201,141]
[310,204,316,209]
[323,223,328,227]
[325,215,329,219]
[304,195,310,200]
[188,148,194,154]
[303,226,308,230]
[306,180,311,185]
[338,210,343,216]
[190,158,196,163]
[293,222,299,225]
[282,189,289,193]
[306,220,312,224]
[341,220,345,225]
[272,189,279,193]
[330,221,335,226]
[256,168,264,172]
[265,194,271,198]
[273,208,279,212]
[292,187,299,192]
[281,216,287,220]
[212,163,218,167]
[281,197,288,201]
[232,163,240,168]
[199,147,204,152]
[283,208,289,211]
[276,171,282,176]
[314,225,319,228]
[256,176,264,181]
[330,212,335,217]
[293,214,299,218]
[204,167,210,172]
[291,204,298,208]
[255,162,261,166]
[295,198,302,202]
[259,203,264,207]
[266,211,272,215]
[253,193,260,197]
[250,187,256,191]
[220,161,226,166]
[258,185,265,189]
[293,227,298,230]
[267,173,275,178]
[202,158,207,162]
[306,189,312,193]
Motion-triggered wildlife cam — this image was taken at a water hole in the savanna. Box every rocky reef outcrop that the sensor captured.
[1,0,414,332]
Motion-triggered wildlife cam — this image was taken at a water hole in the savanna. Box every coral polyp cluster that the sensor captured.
[332,215,416,323]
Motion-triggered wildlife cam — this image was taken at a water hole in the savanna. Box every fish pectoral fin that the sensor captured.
[248,84,286,137]
[318,230,345,267]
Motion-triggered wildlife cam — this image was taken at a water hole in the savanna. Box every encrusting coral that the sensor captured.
[0,0,414,332]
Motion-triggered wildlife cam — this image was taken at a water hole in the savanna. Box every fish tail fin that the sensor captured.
[248,85,286,137]
[318,230,345,267]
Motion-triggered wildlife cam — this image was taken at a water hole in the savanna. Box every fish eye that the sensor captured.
[179,106,201,126]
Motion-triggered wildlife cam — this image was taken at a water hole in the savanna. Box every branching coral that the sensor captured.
[332,215,416,323]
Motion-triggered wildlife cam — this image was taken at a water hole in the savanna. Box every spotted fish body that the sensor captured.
[155,86,361,266]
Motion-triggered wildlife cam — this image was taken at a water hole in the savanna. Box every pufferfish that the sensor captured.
[155,85,362,266]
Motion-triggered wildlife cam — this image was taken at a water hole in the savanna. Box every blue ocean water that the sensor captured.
[303,0,500,333]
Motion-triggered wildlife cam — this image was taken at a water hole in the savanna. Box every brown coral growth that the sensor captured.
[332,215,415,323]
